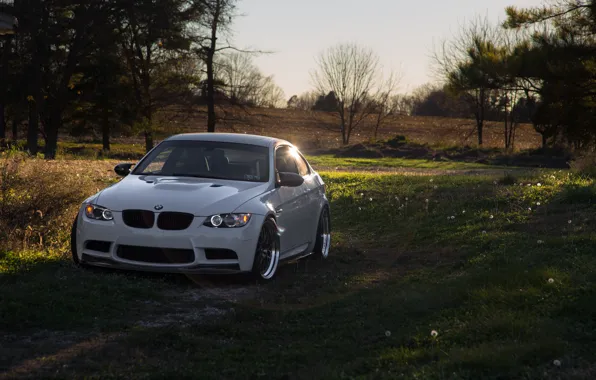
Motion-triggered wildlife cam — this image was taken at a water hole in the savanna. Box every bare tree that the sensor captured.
[251,74,285,108]
[287,91,318,110]
[311,43,380,144]
[391,94,415,116]
[371,70,401,140]
[216,52,284,107]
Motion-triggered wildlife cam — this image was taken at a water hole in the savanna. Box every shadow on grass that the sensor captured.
[3,173,596,379]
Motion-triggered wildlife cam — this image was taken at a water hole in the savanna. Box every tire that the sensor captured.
[312,207,331,259]
[70,214,86,267]
[251,218,280,281]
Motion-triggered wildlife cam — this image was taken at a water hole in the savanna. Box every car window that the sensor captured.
[143,147,175,173]
[275,146,299,175]
[294,153,310,176]
[132,140,270,182]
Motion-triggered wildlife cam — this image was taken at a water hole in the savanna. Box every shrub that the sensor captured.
[558,183,596,205]
[570,153,596,178]
[498,172,517,186]
[0,155,102,253]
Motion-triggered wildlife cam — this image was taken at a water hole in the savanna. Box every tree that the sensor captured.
[410,84,469,118]
[287,91,318,110]
[117,0,203,153]
[312,91,338,112]
[311,43,380,144]
[195,0,238,133]
[371,71,401,140]
[35,1,119,159]
[504,0,596,149]
[433,15,505,146]
[216,51,285,107]
[71,42,136,151]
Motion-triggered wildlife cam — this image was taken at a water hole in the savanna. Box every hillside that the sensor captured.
[85,107,542,152]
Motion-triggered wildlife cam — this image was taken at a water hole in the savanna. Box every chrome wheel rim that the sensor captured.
[319,209,331,258]
[256,223,279,279]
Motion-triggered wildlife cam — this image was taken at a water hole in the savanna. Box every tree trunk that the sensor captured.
[44,110,60,159]
[206,54,216,133]
[477,121,483,146]
[143,108,154,152]
[12,118,18,141]
[27,7,47,156]
[541,132,547,149]
[144,131,153,152]
[102,106,110,151]
[206,0,221,133]
[0,104,5,141]
[0,35,10,142]
[27,102,38,155]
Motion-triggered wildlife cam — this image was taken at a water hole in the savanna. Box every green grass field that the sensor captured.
[306,154,497,170]
[1,155,595,379]
[53,141,515,172]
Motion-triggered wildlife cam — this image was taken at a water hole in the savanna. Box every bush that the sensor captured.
[498,172,518,186]
[384,135,408,148]
[0,154,103,252]
[558,183,596,205]
[570,154,596,178]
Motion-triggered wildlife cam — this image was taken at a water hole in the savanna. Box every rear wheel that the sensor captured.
[252,218,280,281]
[313,207,331,259]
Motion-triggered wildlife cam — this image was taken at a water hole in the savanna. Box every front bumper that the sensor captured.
[75,209,265,274]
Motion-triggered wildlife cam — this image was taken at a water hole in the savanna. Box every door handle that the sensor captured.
[275,208,283,215]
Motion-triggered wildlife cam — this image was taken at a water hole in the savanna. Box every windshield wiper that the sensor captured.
[170,173,230,180]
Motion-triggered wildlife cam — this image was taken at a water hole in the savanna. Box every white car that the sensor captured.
[71,133,331,281]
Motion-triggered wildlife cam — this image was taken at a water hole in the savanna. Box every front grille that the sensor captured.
[157,212,194,231]
[85,240,111,253]
[122,210,155,229]
[116,245,195,264]
[204,248,238,260]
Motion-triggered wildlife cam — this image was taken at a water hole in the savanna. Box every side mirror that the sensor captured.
[114,163,134,177]
[277,172,304,187]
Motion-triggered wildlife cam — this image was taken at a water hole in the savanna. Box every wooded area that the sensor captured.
[2,0,596,157]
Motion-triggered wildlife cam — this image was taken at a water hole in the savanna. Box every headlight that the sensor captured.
[84,204,114,221]
[203,213,251,228]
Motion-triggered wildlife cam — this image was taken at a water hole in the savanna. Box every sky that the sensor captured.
[230,0,545,98]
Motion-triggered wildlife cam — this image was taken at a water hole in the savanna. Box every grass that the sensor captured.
[1,157,596,379]
[307,154,502,170]
[53,142,514,172]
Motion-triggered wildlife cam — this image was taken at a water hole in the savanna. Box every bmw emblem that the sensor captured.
[154,205,164,210]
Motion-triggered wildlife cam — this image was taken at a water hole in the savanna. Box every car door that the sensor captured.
[293,150,321,230]
[273,145,309,257]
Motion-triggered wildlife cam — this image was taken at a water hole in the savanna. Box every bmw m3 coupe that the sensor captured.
[71,133,331,281]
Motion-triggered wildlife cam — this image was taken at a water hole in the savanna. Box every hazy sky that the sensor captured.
[231,0,545,98]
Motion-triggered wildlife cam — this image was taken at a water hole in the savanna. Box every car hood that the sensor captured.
[95,175,270,216]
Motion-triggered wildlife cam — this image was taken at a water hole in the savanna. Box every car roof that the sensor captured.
[165,133,291,148]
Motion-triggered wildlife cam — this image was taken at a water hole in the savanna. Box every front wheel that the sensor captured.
[70,214,86,267]
[252,218,280,281]
[313,207,331,259]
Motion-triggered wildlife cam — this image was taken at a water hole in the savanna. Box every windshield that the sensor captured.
[131,140,270,183]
